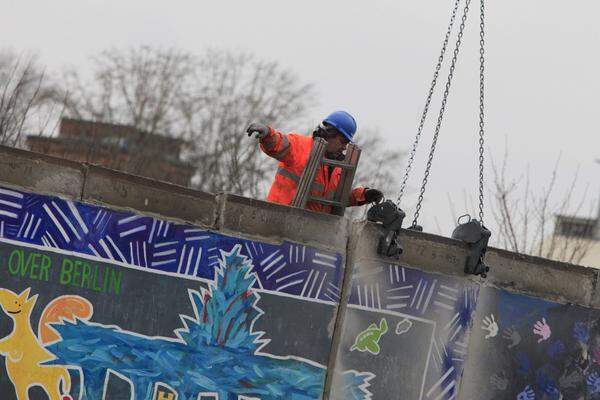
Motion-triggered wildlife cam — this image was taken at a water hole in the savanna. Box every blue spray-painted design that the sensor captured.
[0,185,343,302]
[478,289,600,400]
[45,245,373,400]
[535,364,560,397]
[587,372,600,395]
[516,385,535,400]
[573,321,590,344]
[343,263,479,400]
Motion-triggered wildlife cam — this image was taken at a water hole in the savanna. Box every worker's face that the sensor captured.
[326,132,349,159]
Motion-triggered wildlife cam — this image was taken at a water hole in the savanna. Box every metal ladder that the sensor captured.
[291,137,361,216]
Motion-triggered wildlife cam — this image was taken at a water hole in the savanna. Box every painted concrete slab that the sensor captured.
[464,286,600,400]
[0,186,364,400]
[331,260,478,400]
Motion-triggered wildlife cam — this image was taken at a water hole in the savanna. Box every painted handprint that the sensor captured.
[517,385,535,400]
[559,369,581,389]
[481,314,499,339]
[587,372,600,394]
[490,372,508,391]
[573,321,589,344]
[502,327,522,348]
[533,318,551,343]
[536,367,560,398]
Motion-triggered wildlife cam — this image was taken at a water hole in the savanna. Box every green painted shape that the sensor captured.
[365,341,381,355]
[349,318,388,355]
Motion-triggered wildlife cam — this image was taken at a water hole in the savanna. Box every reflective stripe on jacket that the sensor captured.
[260,127,366,213]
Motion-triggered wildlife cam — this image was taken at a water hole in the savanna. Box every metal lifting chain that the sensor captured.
[411,0,472,228]
[478,0,486,224]
[396,0,463,204]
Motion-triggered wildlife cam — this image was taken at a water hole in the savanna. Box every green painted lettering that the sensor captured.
[109,269,122,295]
[39,255,51,281]
[73,260,82,287]
[28,252,40,279]
[8,250,21,275]
[60,259,73,285]
[81,262,92,288]
[92,264,102,291]
[102,266,109,292]
[20,252,31,277]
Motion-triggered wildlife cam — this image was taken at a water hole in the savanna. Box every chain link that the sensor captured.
[478,0,486,223]
[412,0,472,228]
[397,0,463,204]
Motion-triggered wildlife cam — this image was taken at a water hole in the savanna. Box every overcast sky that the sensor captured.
[4,0,599,236]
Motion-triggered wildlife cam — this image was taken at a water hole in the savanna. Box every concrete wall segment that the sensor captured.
[589,269,600,308]
[350,221,469,278]
[3,141,594,305]
[82,164,218,229]
[219,193,350,252]
[323,220,361,399]
[330,227,480,399]
[460,285,600,400]
[0,182,348,399]
[6,145,600,399]
[485,249,596,307]
[2,144,596,299]
[0,145,85,200]
[354,219,598,307]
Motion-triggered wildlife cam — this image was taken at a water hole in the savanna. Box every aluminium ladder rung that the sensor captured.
[321,159,356,170]
[291,137,361,216]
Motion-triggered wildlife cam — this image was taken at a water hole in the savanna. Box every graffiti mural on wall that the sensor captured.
[332,262,479,399]
[0,287,91,400]
[475,288,600,400]
[0,185,367,399]
[0,245,373,399]
[0,185,343,302]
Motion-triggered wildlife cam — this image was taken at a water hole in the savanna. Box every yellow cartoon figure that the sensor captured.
[0,287,93,400]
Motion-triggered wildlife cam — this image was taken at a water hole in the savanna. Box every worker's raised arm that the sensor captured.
[247,123,291,162]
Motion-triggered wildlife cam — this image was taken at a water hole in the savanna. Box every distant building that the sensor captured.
[26,118,195,187]
[552,209,600,267]
[554,215,598,240]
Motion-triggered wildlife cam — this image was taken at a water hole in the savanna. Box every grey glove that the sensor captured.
[246,122,270,139]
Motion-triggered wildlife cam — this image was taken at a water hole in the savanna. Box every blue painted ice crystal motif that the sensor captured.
[45,245,373,400]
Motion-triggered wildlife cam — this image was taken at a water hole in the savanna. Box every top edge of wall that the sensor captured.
[0,145,86,199]
[0,146,350,251]
[219,193,350,251]
[3,145,598,307]
[351,219,600,308]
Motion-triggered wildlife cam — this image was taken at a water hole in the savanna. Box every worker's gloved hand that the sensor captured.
[246,123,270,139]
[365,188,384,203]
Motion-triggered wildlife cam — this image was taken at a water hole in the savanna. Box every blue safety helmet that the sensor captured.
[323,111,357,143]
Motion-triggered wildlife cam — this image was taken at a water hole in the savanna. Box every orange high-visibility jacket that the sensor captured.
[260,127,367,213]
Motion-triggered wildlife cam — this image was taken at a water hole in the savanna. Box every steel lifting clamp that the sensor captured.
[367,200,406,258]
[451,215,491,278]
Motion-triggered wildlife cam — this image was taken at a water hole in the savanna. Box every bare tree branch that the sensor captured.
[179,49,315,197]
[487,142,595,265]
[0,49,57,147]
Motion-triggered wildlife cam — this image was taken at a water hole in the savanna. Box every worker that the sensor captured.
[246,111,384,214]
